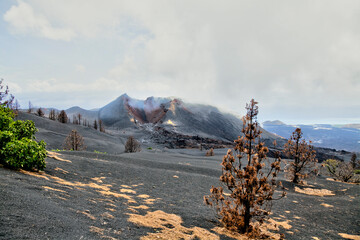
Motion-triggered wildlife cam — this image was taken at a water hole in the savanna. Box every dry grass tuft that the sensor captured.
[320,203,334,208]
[101,212,115,219]
[106,208,116,212]
[91,177,106,183]
[295,187,335,196]
[120,188,136,194]
[54,167,69,174]
[47,151,72,163]
[19,169,49,180]
[128,210,219,240]
[266,218,292,230]
[89,226,105,234]
[77,210,96,220]
[143,198,156,205]
[212,227,248,239]
[212,217,290,240]
[338,233,360,240]
[129,205,149,210]
[98,190,135,203]
[43,186,66,193]
[137,194,150,199]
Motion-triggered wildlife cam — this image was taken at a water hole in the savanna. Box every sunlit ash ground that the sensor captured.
[1,149,359,240]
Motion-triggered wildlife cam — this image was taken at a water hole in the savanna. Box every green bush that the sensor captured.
[94,150,106,154]
[324,158,355,182]
[0,105,46,171]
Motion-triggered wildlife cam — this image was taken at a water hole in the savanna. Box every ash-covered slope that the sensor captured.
[99,94,278,142]
[15,112,123,154]
[263,121,360,152]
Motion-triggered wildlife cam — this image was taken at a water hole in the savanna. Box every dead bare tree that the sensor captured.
[0,79,14,108]
[125,136,141,153]
[14,99,20,114]
[204,99,285,236]
[284,128,317,184]
[350,153,358,169]
[64,130,86,151]
[77,113,82,125]
[98,119,105,133]
[93,120,98,130]
[36,108,44,117]
[72,115,79,125]
[57,110,68,123]
[49,109,56,120]
[28,101,33,113]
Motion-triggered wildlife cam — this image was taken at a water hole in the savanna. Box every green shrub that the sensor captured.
[0,105,46,171]
[94,150,106,154]
[323,159,339,175]
[0,106,13,130]
[50,149,63,152]
[324,158,356,182]
[2,138,46,170]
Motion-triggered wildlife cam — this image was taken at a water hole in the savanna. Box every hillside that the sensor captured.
[61,94,278,142]
[263,121,360,152]
[2,110,358,240]
[16,110,352,162]
[15,112,125,154]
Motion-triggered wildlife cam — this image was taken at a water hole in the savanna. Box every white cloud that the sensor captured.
[75,64,86,73]
[3,0,75,41]
[3,0,360,123]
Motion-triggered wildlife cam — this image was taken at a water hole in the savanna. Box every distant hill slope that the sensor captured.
[16,109,352,162]
[65,106,99,124]
[15,112,124,154]
[263,121,360,152]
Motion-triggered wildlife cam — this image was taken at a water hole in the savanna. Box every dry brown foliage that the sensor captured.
[206,148,215,156]
[125,136,141,153]
[204,99,285,235]
[64,130,86,151]
[57,110,68,123]
[98,119,105,133]
[284,128,317,184]
[36,108,44,117]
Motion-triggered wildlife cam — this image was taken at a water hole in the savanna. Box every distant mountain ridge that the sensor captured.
[342,124,360,129]
[263,120,360,152]
[34,95,358,153]
[98,94,277,141]
[45,93,277,142]
[19,95,354,161]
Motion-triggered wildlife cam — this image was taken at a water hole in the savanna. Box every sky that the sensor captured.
[1,0,359,125]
